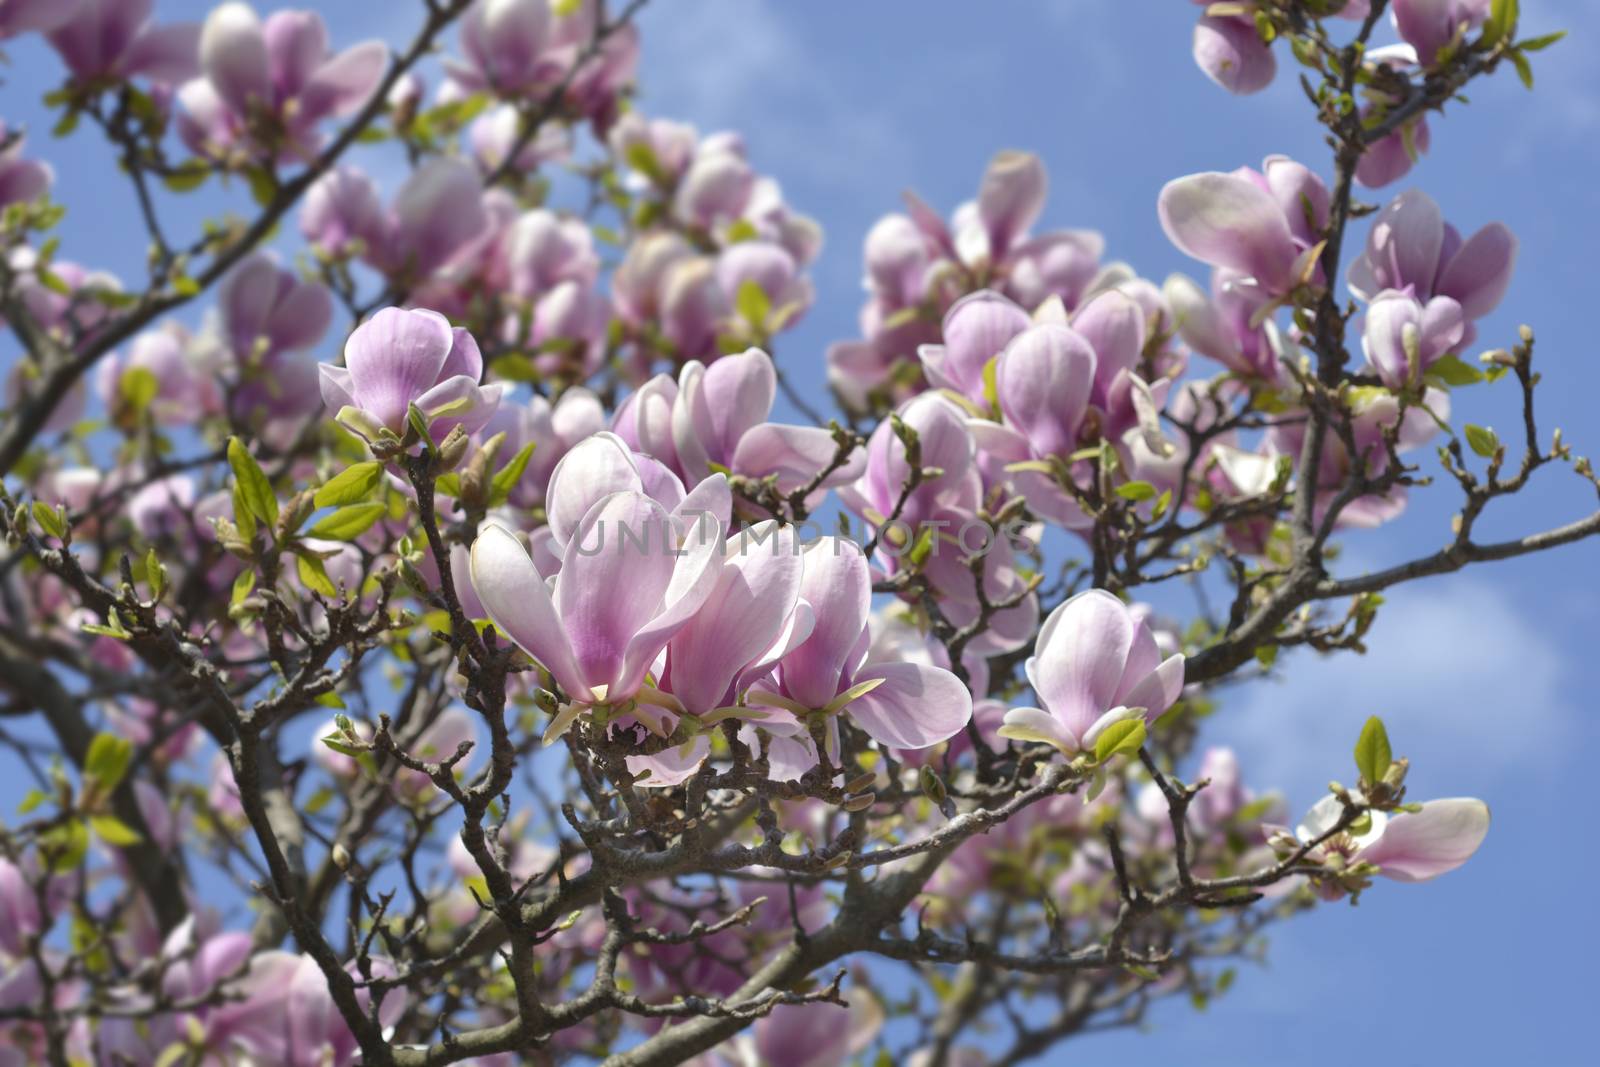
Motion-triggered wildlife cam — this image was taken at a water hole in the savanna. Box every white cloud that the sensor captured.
[1216,578,1572,800]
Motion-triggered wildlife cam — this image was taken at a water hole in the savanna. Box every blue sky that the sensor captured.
[3,2,1597,1063]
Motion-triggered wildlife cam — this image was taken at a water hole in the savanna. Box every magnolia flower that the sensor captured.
[964,320,1098,529]
[178,3,387,162]
[670,348,863,498]
[0,0,84,38]
[674,138,756,228]
[1392,0,1491,66]
[1158,156,1330,299]
[46,0,199,87]
[627,521,811,785]
[1000,589,1185,755]
[0,123,52,209]
[1361,288,1465,389]
[1266,384,1448,528]
[472,385,604,508]
[749,537,973,771]
[376,157,491,278]
[1192,11,1277,95]
[827,151,1106,412]
[1164,268,1287,382]
[1347,189,1516,346]
[1289,793,1490,888]
[918,289,1031,406]
[218,951,407,1067]
[540,432,731,552]
[319,307,504,449]
[95,322,223,426]
[299,165,386,259]
[467,487,727,719]
[217,253,332,361]
[444,0,552,95]
[840,392,980,537]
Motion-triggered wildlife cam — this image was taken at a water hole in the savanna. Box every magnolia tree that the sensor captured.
[0,0,1589,1064]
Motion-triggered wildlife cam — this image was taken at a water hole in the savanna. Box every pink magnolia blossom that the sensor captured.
[749,537,973,767]
[319,307,504,448]
[1348,188,1516,348]
[467,484,728,711]
[45,0,199,87]
[178,3,387,163]
[1289,793,1490,887]
[0,123,52,210]
[999,589,1185,755]
[0,0,84,39]
[1159,155,1330,299]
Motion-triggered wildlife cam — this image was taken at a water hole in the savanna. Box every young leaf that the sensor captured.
[488,442,537,507]
[297,552,338,598]
[1354,715,1392,784]
[30,501,67,541]
[307,503,386,541]
[314,461,384,507]
[1115,481,1157,502]
[1092,718,1147,763]
[1464,424,1500,458]
[88,815,143,847]
[85,733,134,793]
[735,279,771,329]
[144,547,166,600]
[227,437,279,529]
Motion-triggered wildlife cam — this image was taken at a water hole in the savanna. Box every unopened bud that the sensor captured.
[1381,756,1409,790]
[845,770,876,795]
[919,765,947,806]
[436,425,471,472]
[331,843,352,871]
[278,489,315,541]
[841,792,876,813]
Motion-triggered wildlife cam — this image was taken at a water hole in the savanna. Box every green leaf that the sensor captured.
[623,141,667,183]
[30,501,67,541]
[296,552,338,598]
[119,366,160,414]
[1517,30,1566,52]
[307,503,385,541]
[18,788,50,814]
[144,547,166,600]
[1509,48,1534,89]
[1424,353,1484,387]
[735,279,771,329]
[162,161,211,193]
[724,218,759,243]
[227,437,278,529]
[1482,0,1518,47]
[320,734,365,759]
[89,815,143,846]
[1464,424,1500,458]
[314,461,384,508]
[85,733,134,793]
[488,442,537,507]
[1115,480,1157,502]
[406,403,434,452]
[1092,718,1147,764]
[230,568,257,607]
[244,165,277,207]
[1353,715,1392,784]
[41,820,89,872]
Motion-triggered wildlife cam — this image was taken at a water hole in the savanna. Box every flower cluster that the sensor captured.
[0,1,1570,1064]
